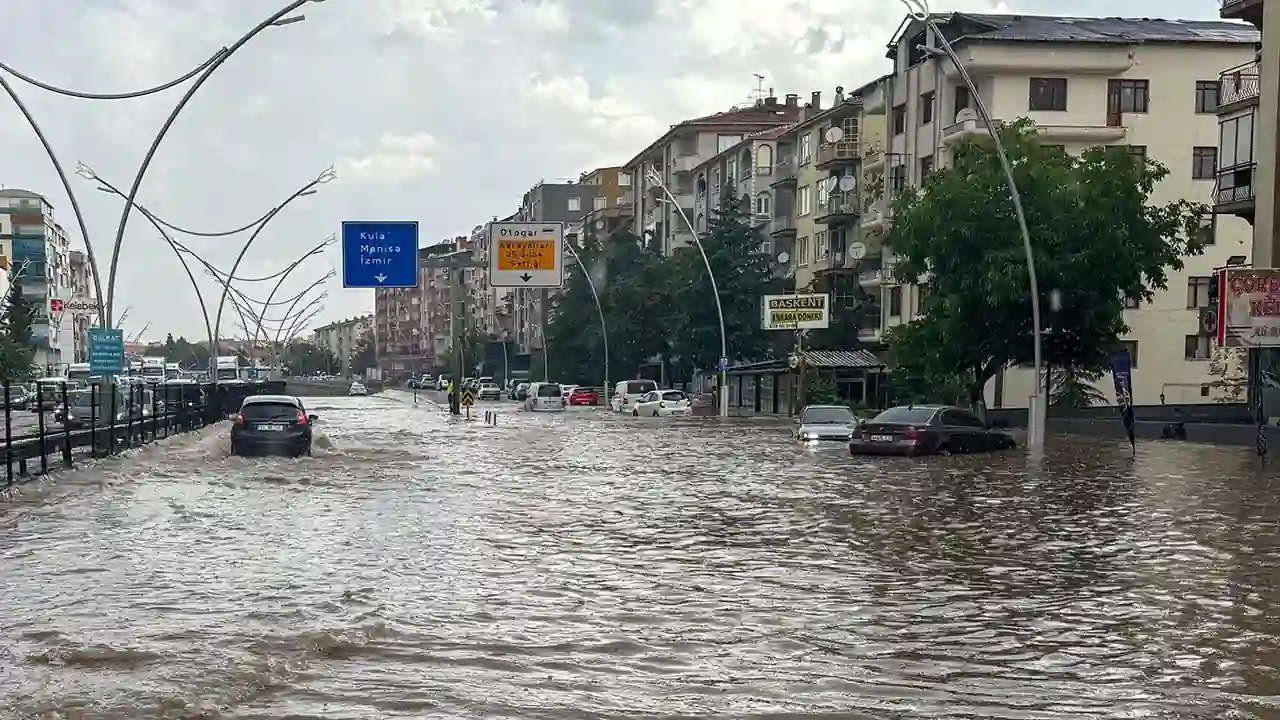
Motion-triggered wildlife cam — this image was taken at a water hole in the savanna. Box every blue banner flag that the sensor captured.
[1109,349,1136,455]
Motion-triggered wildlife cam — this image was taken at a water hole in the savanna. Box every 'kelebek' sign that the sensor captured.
[49,297,99,316]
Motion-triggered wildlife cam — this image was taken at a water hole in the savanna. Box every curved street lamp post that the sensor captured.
[562,241,609,410]
[646,169,729,418]
[898,0,1045,453]
[249,235,336,347]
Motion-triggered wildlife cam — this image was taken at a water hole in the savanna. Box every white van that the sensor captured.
[524,382,565,412]
[610,379,659,413]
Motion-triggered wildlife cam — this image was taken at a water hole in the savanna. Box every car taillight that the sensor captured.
[902,426,920,440]
[296,412,308,425]
[233,414,244,426]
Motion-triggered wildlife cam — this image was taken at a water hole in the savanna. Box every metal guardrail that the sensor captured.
[1219,61,1260,106]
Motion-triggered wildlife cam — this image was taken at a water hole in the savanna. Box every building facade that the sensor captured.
[373,239,465,377]
[0,189,77,373]
[68,250,93,362]
[312,314,372,376]
[859,13,1259,408]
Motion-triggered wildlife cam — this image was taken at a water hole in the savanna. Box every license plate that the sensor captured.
[257,424,285,432]
[870,434,894,442]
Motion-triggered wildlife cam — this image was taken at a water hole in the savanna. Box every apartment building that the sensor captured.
[373,239,462,376]
[312,314,372,376]
[68,250,93,362]
[858,13,1258,408]
[623,97,802,257]
[0,189,76,372]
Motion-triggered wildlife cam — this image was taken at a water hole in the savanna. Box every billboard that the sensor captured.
[49,297,99,317]
[761,293,830,331]
[1218,268,1280,347]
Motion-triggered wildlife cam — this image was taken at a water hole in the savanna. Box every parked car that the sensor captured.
[568,386,599,406]
[632,389,692,417]
[436,376,451,391]
[230,395,315,457]
[850,405,1016,457]
[1,385,29,410]
[60,388,131,428]
[478,381,502,400]
[349,381,368,396]
[796,404,861,442]
[524,382,565,412]
[610,379,659,413]
[559,384,578,402]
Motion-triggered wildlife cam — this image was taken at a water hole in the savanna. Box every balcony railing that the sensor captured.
[769,216,795,235]
[771,158,797,186]
[1220,0,1249,6]
[1220,61,1260,106]
[816,141,862,167]
[1216,164,1257,204]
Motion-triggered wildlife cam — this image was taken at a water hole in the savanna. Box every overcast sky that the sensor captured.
[0,0,1224,343]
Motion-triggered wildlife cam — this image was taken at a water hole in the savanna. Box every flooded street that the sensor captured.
[3,395,1280,718]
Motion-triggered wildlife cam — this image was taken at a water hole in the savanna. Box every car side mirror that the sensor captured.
[308,414,318,423]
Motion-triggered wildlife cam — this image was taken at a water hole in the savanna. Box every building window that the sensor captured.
[889,164,907,194]
[1118,340,1139,368]
[568,197,581,212]
[1029,77,1068,111]
[1219,112,1255,170]
[1184,334,1211,360]
[798,186,812,215]
[920,155,934,179]
[619,173,631,186]
[1108,79,1150,113]
[1186,276,1212,308]
[1192,147,1218,180]
[800,133,813,164]
[917,283,932,313]
[756,144,773,172]
[755,192,771,215]
[815,230,828,259]
[1122,292,1141,309]
[1125,145,1147,165]
[920,92,934,125]
[797,235,809,265]
[1197,214,1216,246]
[953,85,970,120]
[889,286,902,317]
[1195,80,1219,114]
[892,104,906,135]
[717,134,743,153]
[593,196,607,211]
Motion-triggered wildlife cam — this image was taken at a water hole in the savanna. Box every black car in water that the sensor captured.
[850,404,1016,457]
[230,395,316,457]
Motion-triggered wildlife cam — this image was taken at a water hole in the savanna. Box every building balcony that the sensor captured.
[814,191,860,226]
[752,212,771,228]
[770,216,797,238]
[858,262,891,289]
[1219,61,1260,112]
[1214,163,1257,222]
[862,143,885,174]
[672,154,700,174]
[1220,0,1263,27]
[942,117,1126,146]
[770,158,797,188]
[815,141,861,171]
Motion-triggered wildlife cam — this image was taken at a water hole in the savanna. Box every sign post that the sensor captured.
[488,221,565,288]
[341,221,420,288]
[88,328,126,377]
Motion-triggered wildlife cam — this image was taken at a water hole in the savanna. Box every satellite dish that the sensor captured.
[776,252,790,265]
[848,242,867,260]
[838,175,856,192]
[824,126,844,143]
[955,107,978,124]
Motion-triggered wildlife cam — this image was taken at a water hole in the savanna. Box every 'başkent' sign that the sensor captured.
[761,293,830,331]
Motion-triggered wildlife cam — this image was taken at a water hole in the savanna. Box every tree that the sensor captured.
[164,333,176,359]
[0,281,37,380]
[280,340,337,376]
[1049,367,1108,409]
[665,188,782,376]
[884,120,1206,406]
[350,336,377,374]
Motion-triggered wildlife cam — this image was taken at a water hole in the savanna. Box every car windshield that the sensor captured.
[801,406,855,424]
[872,406,938,424]
[536,384,562,398]
[72,389,125,408]
[241,402,300,422]
[661,391,688,402]
[626,381,656,394]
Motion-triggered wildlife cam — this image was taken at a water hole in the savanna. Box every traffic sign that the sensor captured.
[461,388,475,407]
[488,221,564,288]
[341,220,419,289]
[718,357,730,372]
[88,328,125,376]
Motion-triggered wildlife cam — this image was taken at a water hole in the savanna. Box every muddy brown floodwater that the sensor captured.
[2,396,1280,719]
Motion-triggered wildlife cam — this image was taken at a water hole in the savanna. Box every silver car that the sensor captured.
[796,404,861,442]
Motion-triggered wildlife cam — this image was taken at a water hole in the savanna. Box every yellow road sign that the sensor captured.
[488,221,565,288]
[496,239,556,271]
[461,388,475,406]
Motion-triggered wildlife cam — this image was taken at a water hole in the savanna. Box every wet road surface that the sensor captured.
[3,396,1280,718]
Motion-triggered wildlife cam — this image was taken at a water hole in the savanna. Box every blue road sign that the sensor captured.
[88,328,125,376]
[341,221,420,289]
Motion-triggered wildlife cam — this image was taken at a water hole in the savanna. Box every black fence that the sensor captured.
[1,379,284,491]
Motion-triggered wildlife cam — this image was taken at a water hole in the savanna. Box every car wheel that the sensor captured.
[936,444,952,456]
[632,409,639,417]
[653,411,660,417]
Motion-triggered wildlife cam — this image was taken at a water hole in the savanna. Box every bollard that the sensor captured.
[60,385,72,468]
[3,380,11,488]
[35,383,47,476]
[89,383,98,458]
[108,385,118,455]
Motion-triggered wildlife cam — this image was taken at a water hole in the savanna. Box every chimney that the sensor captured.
[835,85,845,104]
[811,91,821,110]
[784,93,799,107]
[765,95,777,106]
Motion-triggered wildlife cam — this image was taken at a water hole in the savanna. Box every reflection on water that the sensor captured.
[2,397,1280,718]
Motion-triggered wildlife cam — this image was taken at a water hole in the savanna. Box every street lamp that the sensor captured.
[0,0,325,328]
[897,0,1046,454]
[562,239,609,409]
[249,234,336,347]
[645,169,729,418]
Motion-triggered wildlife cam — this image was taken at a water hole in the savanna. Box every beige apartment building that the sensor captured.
[312,314,372,376]
[623,97,801,255]
[857,12,1259,408]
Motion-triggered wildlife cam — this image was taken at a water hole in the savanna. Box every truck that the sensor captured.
[66,362,94,383]
[214,355,241,382]
[164,362,181,381]
[141,356,167,384]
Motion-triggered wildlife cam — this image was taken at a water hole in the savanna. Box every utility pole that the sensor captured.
[423,251,487,415]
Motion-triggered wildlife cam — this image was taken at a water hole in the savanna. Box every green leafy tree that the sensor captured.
[280,340,338,376]
[0,280,37,380]
[164,333,176,358]
[1049,367,1108,409]
[350,336,377,374]
[666,188,781,376]
[884,120,1206,406]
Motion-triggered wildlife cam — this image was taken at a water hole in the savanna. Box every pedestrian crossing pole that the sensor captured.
[423,251,487,416]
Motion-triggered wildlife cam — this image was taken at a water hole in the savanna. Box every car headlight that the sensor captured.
[802,431,818,440]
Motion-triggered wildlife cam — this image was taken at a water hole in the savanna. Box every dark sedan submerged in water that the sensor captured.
[850,404,1016,457]
[230,395,316,457]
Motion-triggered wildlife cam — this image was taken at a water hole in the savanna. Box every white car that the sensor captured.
[559,384,578,402]
[632,389,692,417]
[349,381,368,396]
[478,382,502,400]
[524,382,565,412]
[610,379,658,413]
